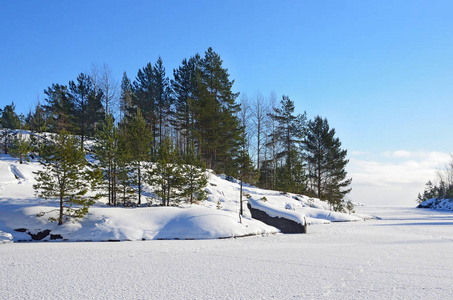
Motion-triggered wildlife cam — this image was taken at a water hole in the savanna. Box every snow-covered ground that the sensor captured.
[1,206,452,299]
[0,153,367,242]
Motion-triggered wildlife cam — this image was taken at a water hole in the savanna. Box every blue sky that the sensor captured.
[1,1,452,205]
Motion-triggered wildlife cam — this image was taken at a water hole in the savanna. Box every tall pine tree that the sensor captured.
[268,96,306,191]
[94,113,120,206]
[197,47,242,173]
[124,108,152,205]
[303,116,351,211]
[172,54,201,155]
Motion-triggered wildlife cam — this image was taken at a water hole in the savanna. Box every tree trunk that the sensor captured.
[138,165,141,206]
[59,194,64,225]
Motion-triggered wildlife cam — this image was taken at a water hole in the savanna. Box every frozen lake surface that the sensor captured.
[1,206,452,299]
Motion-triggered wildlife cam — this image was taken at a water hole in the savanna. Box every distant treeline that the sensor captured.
[418,155,453,202]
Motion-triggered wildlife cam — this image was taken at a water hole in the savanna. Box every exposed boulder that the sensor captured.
[248,203,307,234]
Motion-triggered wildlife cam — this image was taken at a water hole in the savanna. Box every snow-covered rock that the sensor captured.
[418,197,453,210]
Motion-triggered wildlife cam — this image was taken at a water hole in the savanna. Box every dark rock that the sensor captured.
[28,229,51,240]
[14,228,27,232]
[248,203,307,234]
[50,234,63,240]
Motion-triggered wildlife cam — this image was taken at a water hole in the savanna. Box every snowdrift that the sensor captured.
[0,153,370,242]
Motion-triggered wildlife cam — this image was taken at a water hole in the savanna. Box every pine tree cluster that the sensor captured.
[1,47,354,218]
[417,155,453,203]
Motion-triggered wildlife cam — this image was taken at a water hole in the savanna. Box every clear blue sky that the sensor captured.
[1,1,452,205]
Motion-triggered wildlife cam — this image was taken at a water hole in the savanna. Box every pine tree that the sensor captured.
[269,96,306,172]
[9,131,32,164]
[147,137,183,206]
[267,96,306,192]
[1,102,21,129]
[119,72,134,122]
[94,113,119,206]
[116,128,136,205]
[86,86,105,137]
[27,102,47,133]
[133,62,157,152]
[197,47,242,173]
[153,56,172,146]
[303,116,351,211]
[70,73,104,150]
[172,55,200,155]
[33,130,103,225]
[1,102,22,154]
[124,108,152,205]
[69,73,92,149]
[43,83,76,133]
[181,147,207,204]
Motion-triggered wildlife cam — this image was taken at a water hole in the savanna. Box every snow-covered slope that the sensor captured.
[0,154,370,242]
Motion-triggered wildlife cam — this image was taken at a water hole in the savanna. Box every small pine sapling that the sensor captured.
[9,131,32,164]
[33,131,103,225]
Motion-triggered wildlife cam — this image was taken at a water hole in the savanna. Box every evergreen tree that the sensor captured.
[9,131,32,164]
[181,147,207,204]
[269,96,306,173]
[171,55,200,155]
[265,96,307,192]
[417,180,437,203]
[147,137,183,206]
[288,149,307,194]
[116,127,136,205]
[69,73,91,148]
[94,113,120,206]
[197,47,242,173]
[43,83,75,133]
[124,108,152,205]
[1,102,21,129]
[119,72,134,122]
[70,73,105,150]
[1,102,22,154]
[303,116,351,211]
[133,62,157,151]
[25,102,47,133]
[33,130,103,225]
[153,56,172,146]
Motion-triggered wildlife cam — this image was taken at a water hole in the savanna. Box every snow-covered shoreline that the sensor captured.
[0,154,372,243]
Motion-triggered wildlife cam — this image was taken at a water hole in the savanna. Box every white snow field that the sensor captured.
[1,206,452,299]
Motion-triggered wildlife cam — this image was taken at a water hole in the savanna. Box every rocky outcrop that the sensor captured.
[14,228,63,240]
[247,203,307,233]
